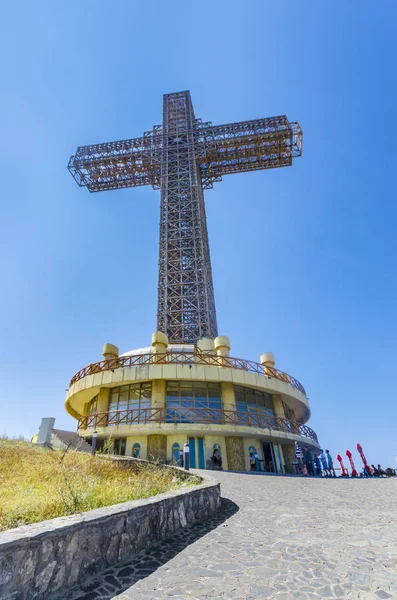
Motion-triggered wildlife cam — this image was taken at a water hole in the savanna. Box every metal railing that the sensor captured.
[70,352,306,396]
[78,407,318,445]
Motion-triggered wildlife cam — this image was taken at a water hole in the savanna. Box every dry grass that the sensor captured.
[0,438,199,531]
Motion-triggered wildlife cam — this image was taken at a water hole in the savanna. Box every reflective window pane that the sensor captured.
[165,381,221,423]
[233,385,274,424]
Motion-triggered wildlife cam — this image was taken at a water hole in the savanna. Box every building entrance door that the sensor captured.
[273,443,283,473]
[197,438,205,469]
[262,442,276,472]
[188,437,205,469]
[189,438,196,468]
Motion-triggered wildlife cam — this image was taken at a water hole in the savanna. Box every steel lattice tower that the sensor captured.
[68,91,302,344]
[158,92,217,342]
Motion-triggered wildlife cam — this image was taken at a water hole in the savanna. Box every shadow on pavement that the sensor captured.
[63,498,239,600]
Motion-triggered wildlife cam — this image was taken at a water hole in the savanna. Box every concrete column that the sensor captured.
[215,336,231,367]
[147,434,167,463]
[196,337,215,353]
[278,443,286,473]
[151,333,168,414]
[288,408,300,433]
[196,337,216,363]
[152,331,168,364]
[282,443,296,468]
[97,388,110,413]
[221,381,236,412]
[225,436,245,471]
[152,379,166,410]
[215,335,231,357]
[36,417,55,446]
[272,394,285,419]
[103,343,119,361]
[260,351,275,376]
[194,338,213,366]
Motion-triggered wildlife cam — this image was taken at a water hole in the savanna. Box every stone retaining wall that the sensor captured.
[0,477,220,600]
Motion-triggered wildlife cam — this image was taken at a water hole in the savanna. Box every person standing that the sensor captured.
[319,449,329,476]
[212,448,222,469]
[326,449,335,477]
[294,441,303,474]
[254,451,260,472]
[314,453,322,476]
[249,452,256,471]
[303,446,314,476]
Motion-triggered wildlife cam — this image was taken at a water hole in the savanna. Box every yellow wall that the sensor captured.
[92,431,298,472]
[97,388,110,413]
[204,435,228,471]
[125,435,147,459]
[273,394,285,418]
[66,362,310,423]
[221,381,236,411]
[152,380,166,409]
[166,434,187,464]
[243,437,263,471]
[165,434,228,470]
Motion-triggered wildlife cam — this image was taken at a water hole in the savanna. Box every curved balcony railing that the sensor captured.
[78,407,318,445]
[70,352,306,396]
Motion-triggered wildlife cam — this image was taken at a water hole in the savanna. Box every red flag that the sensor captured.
[336,454,347,476]
[357,443,368,467]
[346,450,358,476]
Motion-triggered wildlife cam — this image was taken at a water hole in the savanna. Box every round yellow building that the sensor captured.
[65,332,319,472]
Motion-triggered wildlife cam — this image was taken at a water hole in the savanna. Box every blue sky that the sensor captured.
[1,1,396,468]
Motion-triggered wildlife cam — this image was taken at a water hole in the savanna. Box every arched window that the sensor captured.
[132,443,141,458]
[172,443,181,464]
[213,443,221,455]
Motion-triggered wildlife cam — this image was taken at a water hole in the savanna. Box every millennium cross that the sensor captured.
[68,91,302,344]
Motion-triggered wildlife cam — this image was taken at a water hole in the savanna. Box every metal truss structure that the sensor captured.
[68,91,302,343]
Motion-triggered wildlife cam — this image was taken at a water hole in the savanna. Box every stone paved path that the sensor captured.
[65,471,397,600]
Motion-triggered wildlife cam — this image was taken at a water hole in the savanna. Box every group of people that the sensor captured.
[295,443,335,477]
[362,464,393,477]
[295,443,396,478]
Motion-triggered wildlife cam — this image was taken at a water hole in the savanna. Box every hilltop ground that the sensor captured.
[65,470,397,600]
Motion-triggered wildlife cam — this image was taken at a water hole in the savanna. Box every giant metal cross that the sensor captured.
[68,91,302,344]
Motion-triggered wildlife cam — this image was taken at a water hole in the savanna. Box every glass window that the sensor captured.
[119,386,129,409]
[108,383,152,424]
[166,381,222,423]
[213,443,221,456]
[234,385,274,426]
[88,395,99,414]
[172,443,181,464]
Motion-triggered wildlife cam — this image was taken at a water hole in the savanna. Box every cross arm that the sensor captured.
[68,132,162,192]
[197,116,302,188]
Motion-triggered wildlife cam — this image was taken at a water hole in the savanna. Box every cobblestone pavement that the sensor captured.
[65,471,397,600]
